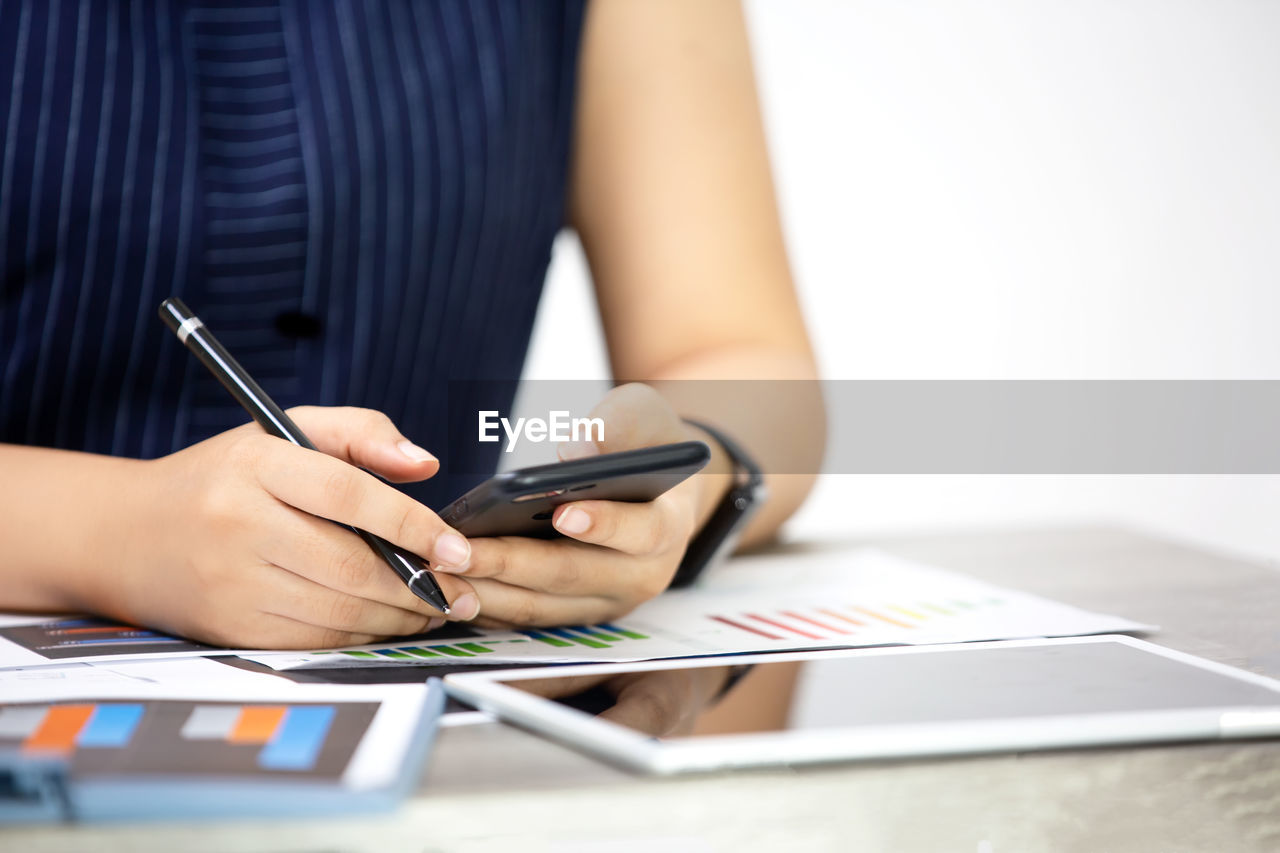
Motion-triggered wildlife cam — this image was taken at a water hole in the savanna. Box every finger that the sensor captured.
[551,497,681,557]
[600,669,725,736]
[199,610,383,651]
[463,576,618,627]
[462,536,670,600]
[256,560,442,638]
[286,405,439,483]
[558,383,686,460]
[252,439,473,570]
[598,671,696,736]
[259,504,481,620]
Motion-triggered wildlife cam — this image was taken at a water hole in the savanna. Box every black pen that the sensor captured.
[158,297,451,615]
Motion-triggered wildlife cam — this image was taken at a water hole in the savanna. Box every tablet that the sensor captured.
[443,635,1280,774]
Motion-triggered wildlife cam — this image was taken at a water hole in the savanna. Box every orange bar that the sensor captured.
[228,706,288,744]
[24,705,95,753]
[819,608,866,627]
[852,606,915,629]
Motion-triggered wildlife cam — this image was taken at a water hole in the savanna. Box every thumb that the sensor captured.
[285,405,439,483]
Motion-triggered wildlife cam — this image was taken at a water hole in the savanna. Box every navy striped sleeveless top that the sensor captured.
[0,0,587,508]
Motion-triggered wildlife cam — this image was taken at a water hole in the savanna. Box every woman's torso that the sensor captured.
[0,0,586,507]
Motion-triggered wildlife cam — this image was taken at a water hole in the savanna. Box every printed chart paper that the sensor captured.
[240,550,1153,670]
[0,551,1153,672]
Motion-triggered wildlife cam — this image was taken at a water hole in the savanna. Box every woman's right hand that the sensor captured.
[89,406,478,649]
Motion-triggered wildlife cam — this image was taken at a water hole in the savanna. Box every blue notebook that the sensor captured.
[0,680,444,823]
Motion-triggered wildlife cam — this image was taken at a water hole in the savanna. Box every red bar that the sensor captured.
[748,613,822,640]
[819,608,866,627]
[710,615,782,640]
[783,611,851,636]
[24,705,94,754]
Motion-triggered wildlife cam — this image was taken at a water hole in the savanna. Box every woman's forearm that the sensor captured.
[649,343,825,548]
[0,444,144,613]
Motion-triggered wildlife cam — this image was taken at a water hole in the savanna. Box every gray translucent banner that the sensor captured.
[447,380,1280,474]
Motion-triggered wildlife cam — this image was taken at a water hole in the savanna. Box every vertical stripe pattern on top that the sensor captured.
[0,0,587,509]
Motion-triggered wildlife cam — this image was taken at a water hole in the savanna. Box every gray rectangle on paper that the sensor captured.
[0,706,51,738]
[179,705,241,740]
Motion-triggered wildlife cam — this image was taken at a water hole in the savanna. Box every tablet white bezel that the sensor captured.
[442,635,1280,774]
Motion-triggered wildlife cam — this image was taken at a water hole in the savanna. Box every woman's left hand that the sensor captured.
[437,383,727,629]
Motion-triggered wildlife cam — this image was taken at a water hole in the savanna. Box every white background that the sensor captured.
[520,1,1280,565]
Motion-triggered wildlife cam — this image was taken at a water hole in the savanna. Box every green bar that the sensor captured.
[400,647,443,658]
[949,599,977,610]
[522,631,574,648]
[457,643,493,654]
[375,650,416,660]
[921,602,955,615]
[581,629,623,642]
[554,630,608,649]
[342,651,379,658]
[600,624,648,640]
[430,645,475,658]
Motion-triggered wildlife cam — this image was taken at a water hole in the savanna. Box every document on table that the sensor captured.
[0,551,1153,672]
[241,550,1154,670]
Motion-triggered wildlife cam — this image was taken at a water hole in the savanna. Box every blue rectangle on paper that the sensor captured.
[77,704,144,748]
[257,706,336,771]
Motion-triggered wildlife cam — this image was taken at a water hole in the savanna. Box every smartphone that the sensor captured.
[438,441,711,538]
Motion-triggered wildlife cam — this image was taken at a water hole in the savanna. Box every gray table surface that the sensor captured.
[6,525,1279,853]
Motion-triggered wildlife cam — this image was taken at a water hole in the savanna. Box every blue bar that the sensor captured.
[77,704,144,747]
[257,706,335,771]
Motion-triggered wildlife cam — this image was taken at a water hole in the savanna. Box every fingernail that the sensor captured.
[450,593,480,621]
[426,617,445,631]
[398,440,436,463]
[554,506,592,535]
[558,439,599,461]
[433,532,471,568]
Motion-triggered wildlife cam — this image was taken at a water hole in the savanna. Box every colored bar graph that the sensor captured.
[599,623,649,640]
[398,647,443,658]
[457,643,492,654]
[710,615,782,640]
[374,649,417,660]
[24,705,94,753]
[580,628,623,642]
[851,606,914,629]
[783,611,852,635]
[431,645,474,658]
[229,706,287,744]
[520,630,575,648]
[819,608,866,627]
[546,628,608,649]
[258,706,335,771]
[77,704,144,747]
[748,613,822,640]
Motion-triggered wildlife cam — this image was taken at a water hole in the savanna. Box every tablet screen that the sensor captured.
[500,641,1280,739]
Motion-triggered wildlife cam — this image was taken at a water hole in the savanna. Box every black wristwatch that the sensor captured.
[669,419,767,588]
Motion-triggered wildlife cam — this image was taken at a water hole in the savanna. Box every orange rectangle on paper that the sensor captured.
[852,606,914,629]
[24,705,95,753]
[228,706,287,744]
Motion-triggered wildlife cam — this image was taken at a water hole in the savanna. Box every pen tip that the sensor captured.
[439,604,452,615]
